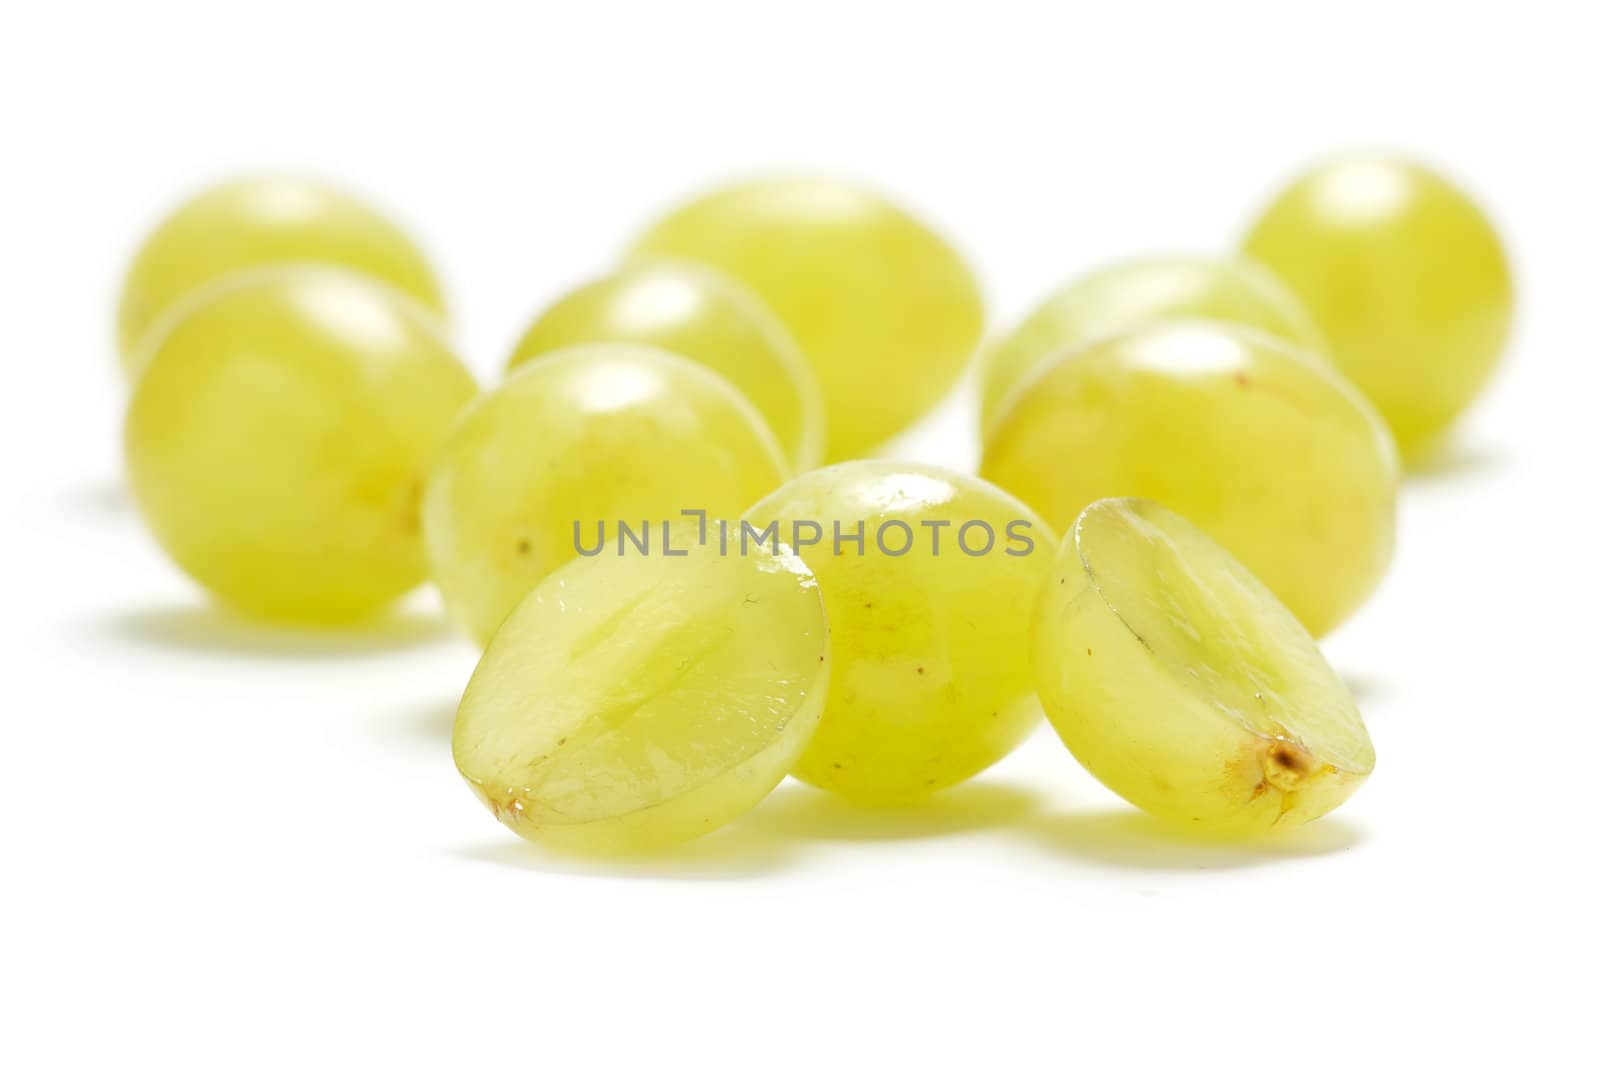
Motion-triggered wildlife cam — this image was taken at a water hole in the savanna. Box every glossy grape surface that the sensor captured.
[124,267,477,622]
[743,461,1055,800]
[631,177,983,460]
[979,256,1324,437]
[508,259,823,470]
[453,537,829,853]
[1242,155,1513,456]
[980,322,1398,636]
[422,344,790,644]
[118,176,445,376]
[1033,498,1374,831]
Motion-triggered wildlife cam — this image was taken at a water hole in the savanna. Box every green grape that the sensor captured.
[508,259,824,470]
[1034,498,1374,831]
[979,256,1325,438]
[631,177,984,461]
[980,322,1397,636]
[453,535,829,853]
[1242,155,1514,457]
[118,176,445,376]
[422,344,790,644]
[742,461,1055,801]
[124,267,478,623]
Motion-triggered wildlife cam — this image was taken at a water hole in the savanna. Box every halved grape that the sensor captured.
[118,176,445,376]
[453,536,829,853]
[124,267,478,623]
[743,461,1056,800]
[1242,154,1513,457]
[981,321,1397,636]
[1034,498,1375,831]
[979,256,1325,437]
[422,344,789,644]
[631,176,983,461]
[508,259,824,470]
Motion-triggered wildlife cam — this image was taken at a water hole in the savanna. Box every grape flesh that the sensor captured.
[508,259,824,470]
[742,461,1055,800]
[631,177,983,461]
[1033,498,1375,831]
[124,267,478,623]
[453,537,829,853]
[1242,155,1513,457]
[981,322,1397,636]
[422,344,790,644]
[979,256,1325,438]
[118,176,445,376]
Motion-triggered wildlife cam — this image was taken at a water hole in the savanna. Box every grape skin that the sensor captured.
[118,176,445,377]
[508,259,824,470]
[422,344,790,644]
[1242,155,1514,458]
[124,267,477,623]
[1033,498,1374,831]
[742,461,1056,801]
[453,537,829,853]
[979,255,1325,438]
[980,321,1398,636]
[631,177,984,461]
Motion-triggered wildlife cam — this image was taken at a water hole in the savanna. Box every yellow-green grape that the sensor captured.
[1034,498,1374,831]
[979,256,1325,438]
[125,267,478,623]
[423,344,790,644]
[118,176,445,376]
[508,259,824,470]
[981,322,1397,636]
[1242,155,1514,457]
[631,177,984,461]
[742,461,1055,800]
[453,535,829,853]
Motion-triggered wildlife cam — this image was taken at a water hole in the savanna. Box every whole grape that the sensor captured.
[743,461,1055,800]
[118,176,444,376]
[980,256,1324,437]
[124,267,477,623]
[423,344,789,644]
[632,177,983,461]
[1242,155,1513,457]
[508,259,824,470]
[980,322,1398,636]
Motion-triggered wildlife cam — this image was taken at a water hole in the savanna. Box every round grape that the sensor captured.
[118,175,444,376]
[124,267,477,623]
[631,176,983,461]
[508,259,824,470]
[980,322,1398,636]
[1242,155,1513,457]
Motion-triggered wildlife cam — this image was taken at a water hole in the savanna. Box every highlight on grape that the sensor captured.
[572,509,1040,559]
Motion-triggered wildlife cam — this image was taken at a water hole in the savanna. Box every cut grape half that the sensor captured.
[1033,498,1374,831]
[453,532,829,853]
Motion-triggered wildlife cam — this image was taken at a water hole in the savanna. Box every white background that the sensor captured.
[4,2,1596,1062]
